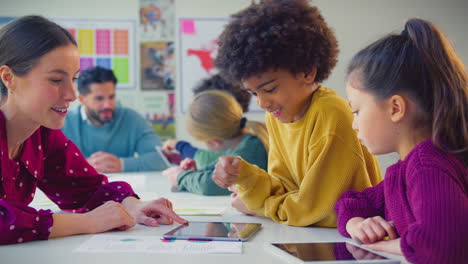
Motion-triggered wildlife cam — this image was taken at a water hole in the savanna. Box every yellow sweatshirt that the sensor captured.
[236,87,382,227]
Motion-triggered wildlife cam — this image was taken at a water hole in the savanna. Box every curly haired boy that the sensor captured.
[212,0,382,227]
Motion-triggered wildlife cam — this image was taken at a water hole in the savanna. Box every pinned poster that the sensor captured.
[140,91,175,140]
[140,42,175,91]
[140,0,175,41]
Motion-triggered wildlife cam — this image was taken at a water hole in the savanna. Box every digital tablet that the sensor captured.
[162,221,262,242]
[155,146,174,168]
[266,242,400,263]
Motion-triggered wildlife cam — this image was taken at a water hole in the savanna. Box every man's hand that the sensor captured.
[87,151,122,173]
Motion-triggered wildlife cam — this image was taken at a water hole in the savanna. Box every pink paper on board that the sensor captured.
[181,19,196,34]
[96,29,111,55]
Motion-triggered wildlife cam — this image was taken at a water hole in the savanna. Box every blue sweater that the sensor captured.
[62,105,167,172]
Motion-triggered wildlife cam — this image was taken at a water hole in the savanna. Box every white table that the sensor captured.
[1,172,405,264]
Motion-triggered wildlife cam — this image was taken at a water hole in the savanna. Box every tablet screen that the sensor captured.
[155,147,173,168]
[271,242,389,261]
[163,221,262,241]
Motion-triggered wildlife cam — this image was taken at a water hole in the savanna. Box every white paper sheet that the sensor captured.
[74,235,242,254]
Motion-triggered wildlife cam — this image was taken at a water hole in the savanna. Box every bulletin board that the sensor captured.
[55,19,137,89]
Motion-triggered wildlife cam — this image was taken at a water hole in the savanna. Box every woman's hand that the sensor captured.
[83,201,137,233]
[122,196,187,227]
[346,216,397,244]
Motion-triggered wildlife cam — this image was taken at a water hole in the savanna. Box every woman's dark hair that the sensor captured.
[347,18,468,164]
[77,66,118,95]
[192,74,251,112]
[0,15,77,96]
[214,0,338,84]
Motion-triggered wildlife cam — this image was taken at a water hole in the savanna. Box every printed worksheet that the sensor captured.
[75,235,242,254]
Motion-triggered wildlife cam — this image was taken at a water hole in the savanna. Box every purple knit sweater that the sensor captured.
[335,139,468,263]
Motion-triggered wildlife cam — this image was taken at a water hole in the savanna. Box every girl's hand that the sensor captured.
[365,238,403,256]
[162,166,184,187]
[346,216,397,244]
[83,201,136,233]
[180,158,197,170]
[212,156,241,188]
[162,139,178,152]
[122,197,187,227]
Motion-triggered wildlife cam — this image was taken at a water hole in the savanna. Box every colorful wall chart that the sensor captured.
[55,19,136,89]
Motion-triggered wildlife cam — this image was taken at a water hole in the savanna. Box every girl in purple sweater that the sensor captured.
[334,18,468,263]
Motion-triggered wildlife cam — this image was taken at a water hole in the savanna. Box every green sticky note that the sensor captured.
[113,58,129,84]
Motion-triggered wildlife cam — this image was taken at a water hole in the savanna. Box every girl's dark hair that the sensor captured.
[347,18,468,165]
[0,15,77,96]
[214,0,338,84]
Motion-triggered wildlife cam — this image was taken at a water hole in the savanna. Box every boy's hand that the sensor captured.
[230,192,256,216]
[212,156,241,188]
[346,216,397,244]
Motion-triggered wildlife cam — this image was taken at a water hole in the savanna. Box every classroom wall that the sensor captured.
[1,0,467,173]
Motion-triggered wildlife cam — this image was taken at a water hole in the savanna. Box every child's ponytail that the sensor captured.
[404,19,468,164]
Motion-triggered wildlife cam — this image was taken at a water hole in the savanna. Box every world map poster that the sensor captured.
[178,17,262,113]
[178,18,225,113]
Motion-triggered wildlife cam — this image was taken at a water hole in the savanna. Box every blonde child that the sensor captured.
[162,74,253,169]
[212,0,382,227]
[162,90,268,197]
[334,18,468,263]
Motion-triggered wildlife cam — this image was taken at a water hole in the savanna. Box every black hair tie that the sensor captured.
[240,117,247,129]
[401,28,408,36]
